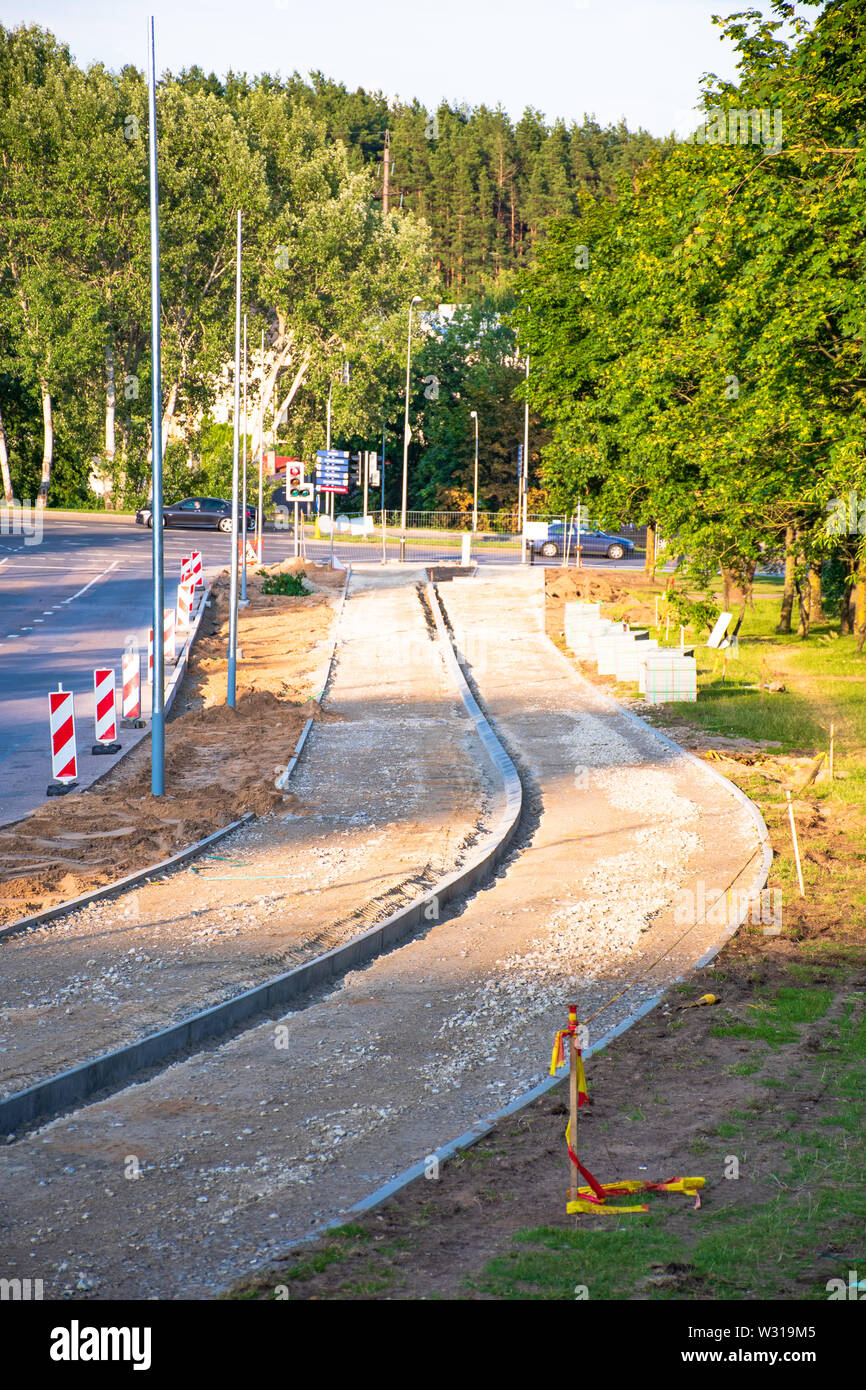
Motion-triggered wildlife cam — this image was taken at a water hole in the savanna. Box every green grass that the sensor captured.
[636,578,866,756]
[473,983,865,1301]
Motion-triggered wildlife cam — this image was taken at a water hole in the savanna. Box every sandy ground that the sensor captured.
[0,567,491,1100]
[0,561,340,925]
[0,566,762,1299]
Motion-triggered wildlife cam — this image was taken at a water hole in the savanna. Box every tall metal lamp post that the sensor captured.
[400,295,422,561]
[470,409,479,532]
[147,16,164,795]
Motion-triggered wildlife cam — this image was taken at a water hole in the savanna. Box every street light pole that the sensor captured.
[256,328,264,563]
[521,354,530,564]
[470,410,478,532]
[147,16,164,796]
[241,313,248,604]
[227,209,242,708]
[400,295,422,561]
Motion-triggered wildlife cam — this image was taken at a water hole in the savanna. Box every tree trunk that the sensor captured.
[271,351,312,433]
[645,521,656,579]
[35,383,53,509]
[808,562,823,625]
[776,525,796,632]
[796,574,810,638]
[840,557,856,634]
[0,403,12,505]
[721,559,756,610]
[104,339,117,510]
[854,550,866,652]
[160,379,179,454]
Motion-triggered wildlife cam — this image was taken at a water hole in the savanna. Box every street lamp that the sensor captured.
[469,410,478,532]
[400,295,422,558]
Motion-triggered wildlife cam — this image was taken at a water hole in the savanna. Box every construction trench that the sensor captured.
[0,564,768,1299]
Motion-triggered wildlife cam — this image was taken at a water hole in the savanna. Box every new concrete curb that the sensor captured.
[275,562,351,791]
[254,588,775,1261]
[541,630,774,960]
[0,574,523,1136]
[0,811,255,946]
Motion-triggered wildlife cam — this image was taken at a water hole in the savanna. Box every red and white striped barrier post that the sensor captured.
[147,629,154,684]
[47,684,78,795]
[181,555,192,588]
[163,608,176,665]
[176,579,193,632]
[190,551,203,588]
[92,668,121,754]
[121,646,145,728]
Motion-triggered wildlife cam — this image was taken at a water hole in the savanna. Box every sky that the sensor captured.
[3,0,807,137]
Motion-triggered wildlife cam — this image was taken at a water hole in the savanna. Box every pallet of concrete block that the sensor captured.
[640,649,698,703]
[564,601,601,648]
[595,627,650,677]
[564,603,612,657]
[614,633,658,682]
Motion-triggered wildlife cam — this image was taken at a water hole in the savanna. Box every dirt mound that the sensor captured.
[545,567,661,642]
[545,566,656,603]
[0,568,341,925]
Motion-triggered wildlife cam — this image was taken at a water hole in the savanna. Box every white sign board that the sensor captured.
[706,611,734,650]
[524,522,549,540]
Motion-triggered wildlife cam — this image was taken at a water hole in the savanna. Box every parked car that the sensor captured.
[534,522,635,561]
[135,496,257,533]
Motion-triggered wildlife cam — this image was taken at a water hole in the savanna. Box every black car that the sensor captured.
[135,496,257,533]
[534,522,635,561]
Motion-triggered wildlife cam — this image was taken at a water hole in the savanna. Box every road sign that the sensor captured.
[288,482,315,502]
[517,443,524,479]
[316,448,350,495]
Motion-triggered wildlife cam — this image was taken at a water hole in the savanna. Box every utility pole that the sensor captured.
[241,313,248,605]
[470,410,479,532]
[257,328,264,563]
[147,15,165,796]
[227,210,242,708]
[382,128,391,215]
[401,296,422,560]
[521,354,530,564]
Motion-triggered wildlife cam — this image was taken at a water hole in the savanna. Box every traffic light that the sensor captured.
[350,453,362,486]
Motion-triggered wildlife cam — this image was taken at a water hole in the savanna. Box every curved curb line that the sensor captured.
[541,633,774,961]
[258,600,774,1261]
[275,564,352,791]
[0,574,522,1137]
[280,992,667,1258]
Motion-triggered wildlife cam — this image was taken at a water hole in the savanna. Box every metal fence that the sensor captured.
[295,510,649,567]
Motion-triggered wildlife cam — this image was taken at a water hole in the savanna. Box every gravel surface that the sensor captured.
[0,569,492,1100]
[0,565,762,1299]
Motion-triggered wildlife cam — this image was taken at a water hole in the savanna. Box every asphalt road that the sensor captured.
[0,517,294,826]
[0,514,648,827]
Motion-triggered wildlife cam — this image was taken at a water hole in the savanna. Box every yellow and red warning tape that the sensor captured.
[551,1011,705,1215]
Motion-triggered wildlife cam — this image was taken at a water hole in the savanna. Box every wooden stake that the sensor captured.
[785,789,806,897]
[568,1005,580,1201]
[829,722,835,782]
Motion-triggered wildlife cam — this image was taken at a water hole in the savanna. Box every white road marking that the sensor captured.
[60,560,121,603]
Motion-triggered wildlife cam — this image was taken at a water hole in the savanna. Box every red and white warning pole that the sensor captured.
[176,578,193,632]
[181,554,192,587]
[163,607,176,664]
[92,668,120,753]
[122,647,142,722]
[190,550,203,587]
[48,685,78,789]
[147,628,154,684]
